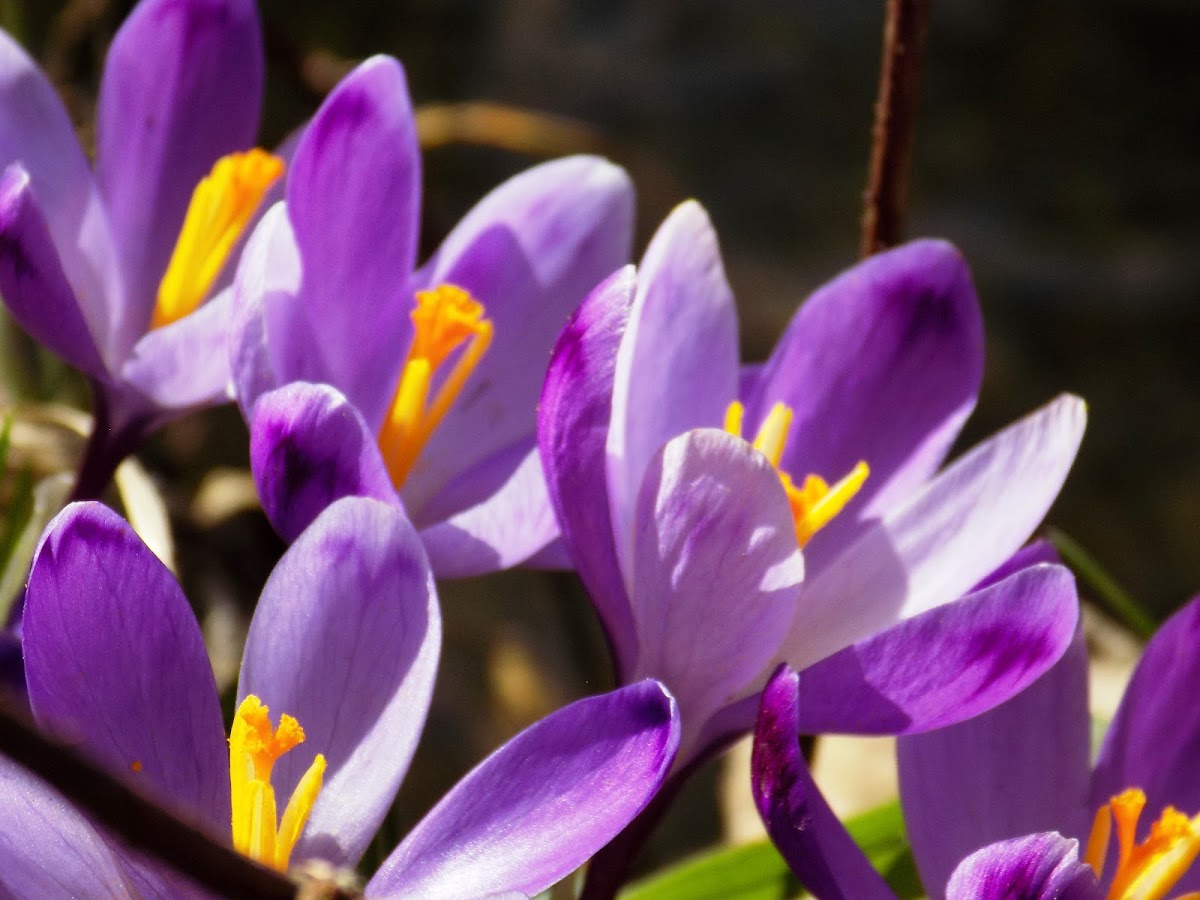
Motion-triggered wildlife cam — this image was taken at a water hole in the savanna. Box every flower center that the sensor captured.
[1084,788,1200,899]
[152,149,285,329]
[228,695,326,872]
[724,400,869,547]
[376,284,493,488]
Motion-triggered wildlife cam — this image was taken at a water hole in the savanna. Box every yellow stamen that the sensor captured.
[724,400,868,547]
[1083,788,1200,900]
[228,695,325,872]
[377,284,493,488]
[152,149,284,329]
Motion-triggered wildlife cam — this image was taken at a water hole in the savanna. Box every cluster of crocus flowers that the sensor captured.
[0,499,679,897]
[233,52,635,578]
[753,593,1200,900]
[0,0,278,497]
[539,200,1087,768]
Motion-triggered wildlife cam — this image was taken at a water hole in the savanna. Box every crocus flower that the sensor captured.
[0,499,679,898]
[753,596,1200,900]
[236,54,635,578]
[539,200,1086,767]
[0,0,280,498]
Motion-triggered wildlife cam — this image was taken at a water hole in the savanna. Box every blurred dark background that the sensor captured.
[4,0,1200,882]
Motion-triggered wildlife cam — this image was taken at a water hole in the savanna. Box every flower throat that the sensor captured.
[724,400,868,547]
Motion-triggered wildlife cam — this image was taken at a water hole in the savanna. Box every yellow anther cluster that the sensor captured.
[377,284,493,488]
[229,695,326,872]
[724,400,868,547]
[152,148,285,330]
[1084,787,1200,900]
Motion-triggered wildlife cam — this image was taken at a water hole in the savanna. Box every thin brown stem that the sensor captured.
[860,0,932,257]
[0,692,298,899]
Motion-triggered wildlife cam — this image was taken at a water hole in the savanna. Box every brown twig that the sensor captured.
[0,692,297,899]
[860,0,932,257]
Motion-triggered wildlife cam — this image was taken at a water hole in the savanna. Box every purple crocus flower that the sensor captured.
[539,201,1086,767]
[0,0,279,498]
[0,499,679,898]
[754,596,1200,900]
[237,54,635,578]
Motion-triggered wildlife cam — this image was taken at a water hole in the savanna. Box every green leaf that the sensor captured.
[0,471,72,622]
[1048,527,1155,639]
[621,800,923,900]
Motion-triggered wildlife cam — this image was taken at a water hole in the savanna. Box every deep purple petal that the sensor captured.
[229,202,305,416]
[778,394,1086,670]
[751,665,894,900]
[23,502,228,833]
[945,833,1099,900]
[0,30,118,352]
[745,240,983,576]
[250,382,401,543]
[96,0,263,358]
[121,285,235,411]
[537,266,638,676]
[367,680,679,900]
[607,201,739,583]
[796,563,1079,735]
[898,634,1091,899]
[0,757,135,896]
[0,165,106,376]
[1091,595,1200,835]
[631,429,803,755]
[405,155,635,504]
[284,56,420,416]
[419,443,560,578]
[971,539,1061,592]
[239,497,440,867]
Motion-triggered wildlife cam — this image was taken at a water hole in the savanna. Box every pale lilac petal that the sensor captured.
[630,429,803,755]
[779,394,1086,670]
[898,634,1091,899]
[0,30,118,351]
[284,56,420,417]
[945,834,1098,900]
[971,539,1061,592]
[419,443,559,578]
[0,757,135,897]
[96,0,263,357]
[1091,595,1200,832]
[538,266,638,675]
[229,202,304,416]
[0,165,106,376]
[607,202,739,589]
[250,383,400,543]
[405,155,635,505]
[744,240,983,575]
[121,286,235,411]
[796,563,1079,735]
[751,666,894,900]
[367,680,679,900]
[22,502,228,833]
[239,497,440,867]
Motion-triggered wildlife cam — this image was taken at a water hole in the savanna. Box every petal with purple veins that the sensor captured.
[898,634,1091,899]
[238,497,440,867]
[945,833,1098,900]
[250,382,401,543]
[284,56,420,417]
[22,502,229,833]
[796,563,1080,735]
[538,266,638,676]
[751,665,894,900]
[630,429,803,756]
[96,0,264,358]
[607,201,739,588]
[744,240,983,578]
[367,680,679,900]
[0,165,107,377]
